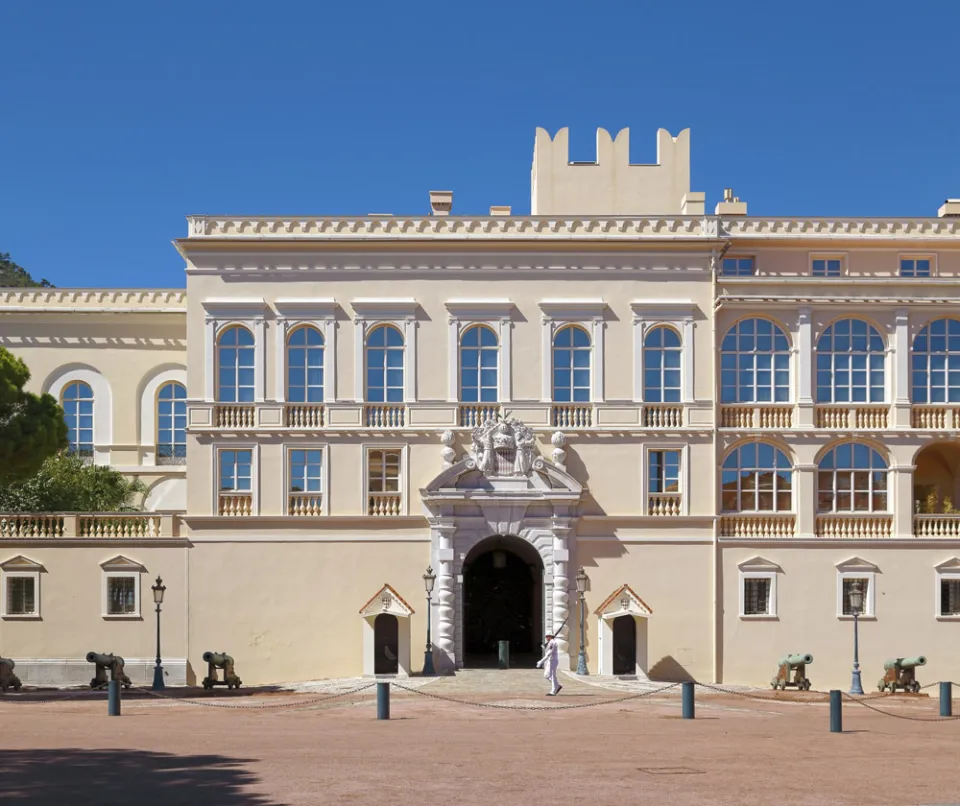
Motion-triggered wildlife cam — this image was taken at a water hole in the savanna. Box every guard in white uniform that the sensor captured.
[536,632,562,696]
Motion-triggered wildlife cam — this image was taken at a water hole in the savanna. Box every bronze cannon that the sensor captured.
[201,651,242,690]
[878,656,926,693]
[0,657,22,692]
[770,653,813,691]
[86,652,132,689]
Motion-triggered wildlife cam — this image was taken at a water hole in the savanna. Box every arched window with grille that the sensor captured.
[216,326,255,403]
[62,381,94,457]
[366,325,404,402]
[156,382,186,465]
[912,318,960,403]
[721,442,793,512]
[460,325,498,402]
[643,326,681,403]
[552,325,591,402]
[287,326,325,403]
[817,443,888,512]
[816,319,885,403]
[720,319,790,403]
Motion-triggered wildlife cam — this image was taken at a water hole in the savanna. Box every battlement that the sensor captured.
[531,127,702,216]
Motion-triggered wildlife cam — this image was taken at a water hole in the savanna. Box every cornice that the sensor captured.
[721,217,960,241]
[0,288,186,312]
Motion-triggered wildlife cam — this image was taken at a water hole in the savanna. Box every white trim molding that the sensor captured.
[934,557,960,620]
[351,299,419,403]
[445,299,516,403]
[44,365,114,464]
[202,298,269,403]
[100,555,145,619]
[362,443,409,517]
[737,556,781,619]
[836,557,879,619]
[631,300,696,403]
[282,443,330,516]
[539,299,607,403]
[139,366,187,465]
[274,299,339,404]
[0,555,44,619]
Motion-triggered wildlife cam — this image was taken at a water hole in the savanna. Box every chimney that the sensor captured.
[489,205,512,216]
[429,190,453,216]
[715,187,748,216]
[939,199,960,218]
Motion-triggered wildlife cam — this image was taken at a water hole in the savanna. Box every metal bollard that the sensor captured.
[377,681,390,720]
[829,690,842,733]
[108,680,121,716]
[498,640,510,670]
[941,681,953,717]
[681,681,695,719]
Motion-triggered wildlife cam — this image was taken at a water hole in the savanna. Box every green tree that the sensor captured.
[0,348,68,483]
[0,453,147,512]
[0,252,53,288]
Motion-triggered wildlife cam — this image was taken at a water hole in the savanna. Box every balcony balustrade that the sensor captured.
[288,493,323,516]
[0,513,177,538]
[911,405,960,430]
[647,494,682,517]
[552,404,593,429]
[368,493,402,516]
[719,513,796,538]
[364,404,405,428]
[719,405,793,429]
[814,405,888,430]
[815,512,893,538]
[214,404,256,429]
[284,404,325,429]
[218,494,253,517]
[642,404,683,428]
[459,404,501,428]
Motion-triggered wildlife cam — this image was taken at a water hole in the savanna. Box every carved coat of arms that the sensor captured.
[469,417,538,477]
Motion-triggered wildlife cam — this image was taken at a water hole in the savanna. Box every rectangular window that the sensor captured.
[288,448,323,515]
[3,575,37,616]
[721,257,755,276]
[648,450,680,494]
[367,448,402,515]
[841,577,870,616]
[106,575,138,616]
[900,257,932,278]
[219,449,253,492]
[941,578,960,616]
[743,577,772,616]
[812,257,843,277]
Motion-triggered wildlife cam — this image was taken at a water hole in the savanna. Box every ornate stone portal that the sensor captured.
[421,417,583,673]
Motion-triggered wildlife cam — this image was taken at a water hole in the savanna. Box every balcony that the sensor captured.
[719,404,793,429]
[284,404,325,429]
[642,404,684,428]
[218,494,252,517]
[720,513,796,538]
[552,404,593,429]
[911,405,960,430]
[214,404,256,429]
[0,513,179,538]
[647,493,681,516]
[914,515,960,538]
[368,493,402,516]
[459,404,501,428]
[288,493,323,516]
[814,404,888,430]
[364,404,405,428]
[815,513,893,538]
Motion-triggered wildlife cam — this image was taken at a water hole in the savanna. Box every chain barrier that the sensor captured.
[693,681,831,704]
[841,692,960,723]
[125,681,379,710]
[389,680,681,711]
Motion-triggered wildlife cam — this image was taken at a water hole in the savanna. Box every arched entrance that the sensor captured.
[373,614,399,675]
[612,616,637,675]
[463,535,543,667]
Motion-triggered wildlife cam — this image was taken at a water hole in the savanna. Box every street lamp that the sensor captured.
[422,566,437,677]
[848,579,865,695]
[151,575,166,690]
[576,566,589,676]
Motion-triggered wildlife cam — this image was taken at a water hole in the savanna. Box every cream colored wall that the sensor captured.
[720,545,960,689]
[729,247,960,279]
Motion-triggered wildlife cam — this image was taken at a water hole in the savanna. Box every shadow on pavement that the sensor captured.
[0,749,282,805]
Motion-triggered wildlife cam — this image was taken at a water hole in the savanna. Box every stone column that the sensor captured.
[796,307,814,427]
[892,308,912,427]
[795,464,816,538]
[551,520,572,667]
[433,520,457,673]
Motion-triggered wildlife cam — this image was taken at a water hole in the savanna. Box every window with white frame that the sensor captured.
[288,448,323,515]
[840,576,872,616]
[217,326,256,403]
[100,559,143,618]
[460,325,499,403]
[936,561,960,618]
[287,325,325,403]
[815,319,885,403]
[367,448,402,516]
[217,448,253,515]
[643,327,681,403]
[900,256,933,278]
[365,325,404,403]
[812,256,843,277]
[721,257,755,276]
[62,380,94,457]
[1,569,39,618]
[912,318,960,404]
[817,443,888,513]
[721,443,793,512]
[156,381,186,465]
[552,325,591,402]
[647,448,681,515]
[720,319,790,403]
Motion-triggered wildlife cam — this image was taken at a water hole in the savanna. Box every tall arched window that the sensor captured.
[816,319,885,403]
[156,382,187,464]
[720,319,790,403]
[287,326,324,403]
[62,381,94,457]
[721,442,793,512]
[460,325,498,403]
[217,326,255,403]
[817,443,888,512]
[552,325,591,402]
[912,318,960,403]
[643,326,681,403]
[366,325,404,402]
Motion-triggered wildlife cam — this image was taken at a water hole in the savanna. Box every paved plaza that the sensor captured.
[2,670,959,805]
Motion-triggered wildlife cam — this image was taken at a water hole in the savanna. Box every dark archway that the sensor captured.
[373,614,399,674]
[463,535,543,668]
[612,615,636,675]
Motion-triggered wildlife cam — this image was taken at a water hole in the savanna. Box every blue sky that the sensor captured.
[2,1,958,288]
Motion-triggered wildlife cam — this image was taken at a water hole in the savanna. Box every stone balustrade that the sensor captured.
[719,513,796,538]
[365,404,405,428]
[552,404,593,429]
[815,513,893,538]
[719,405,793,429]
[815,405,889,430]
[913,514,960,537]
[215,404,256,429]
[0,513,178,538]
[642,404,683,428]
[368,493,402,517]
[288,494,323,516]
[218,494,253,517]
[647,494,682,516]
[911,405,960,430]
[284,404,325,429]
[459,404,501,428]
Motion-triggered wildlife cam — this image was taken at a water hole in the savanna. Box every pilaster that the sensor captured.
[892,307,912,427]
[796,307,814,427]
[892,465,915,538]
[551,519,572,667]
[795,464,816,538]
[432,520,457,674]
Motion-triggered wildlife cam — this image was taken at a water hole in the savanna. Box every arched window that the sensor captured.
[643,327,681,403]
[156,382,187,465]
[721,442,793,512]
[552,325,591,402]
[720,319,790,403]
[816,319,885,403]
[366,325,404,402]
[217,326,255,403]
[460,325,498,403]
[287,326,324,403]
[817,443,888,512]
[62,381,94,457]
[912,318,960,404]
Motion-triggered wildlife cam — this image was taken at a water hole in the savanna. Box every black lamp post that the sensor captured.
[576,566,588,675]
[422,566,437,676]
[848,579,865,695]
[151,575,166,690]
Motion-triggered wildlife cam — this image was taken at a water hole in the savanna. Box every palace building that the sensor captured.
[2,126,960,689]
